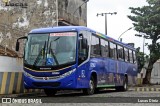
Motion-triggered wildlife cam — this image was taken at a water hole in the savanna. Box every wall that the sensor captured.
[150,59,160,84]
[0,56,42,94]
[58,0,87,26]
[137,60,160,85]
[0,0,57,56]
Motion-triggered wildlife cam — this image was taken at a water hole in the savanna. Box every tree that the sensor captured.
[128,0,160,84]
[136,47,149,73]
[136,47,145,73]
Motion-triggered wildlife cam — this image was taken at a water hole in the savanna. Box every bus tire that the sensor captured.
[95,88,100,94]
[116,76,128,91]
[83,76,95,95]
[44,89,57,96]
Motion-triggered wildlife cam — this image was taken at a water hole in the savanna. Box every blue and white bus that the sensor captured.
[16,26,137,96]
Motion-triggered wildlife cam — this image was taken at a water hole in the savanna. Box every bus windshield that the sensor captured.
[24,32,77,67]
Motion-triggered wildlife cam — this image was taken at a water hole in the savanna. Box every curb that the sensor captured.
[134,87,160,92]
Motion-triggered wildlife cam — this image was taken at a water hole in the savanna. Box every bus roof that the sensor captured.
[29,26,136,50]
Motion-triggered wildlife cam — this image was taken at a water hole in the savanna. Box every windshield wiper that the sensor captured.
[54,37,60,41]
[48,42,59,65]
[33,41,46,66]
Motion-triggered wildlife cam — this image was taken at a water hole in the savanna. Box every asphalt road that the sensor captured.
[1,89,160,106]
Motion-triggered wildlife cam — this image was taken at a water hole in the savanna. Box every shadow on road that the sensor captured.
[38,89,119,97]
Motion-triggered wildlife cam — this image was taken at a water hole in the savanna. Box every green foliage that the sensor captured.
[128,0,160,62]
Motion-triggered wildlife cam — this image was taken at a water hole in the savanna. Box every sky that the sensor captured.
[87,0,151,54]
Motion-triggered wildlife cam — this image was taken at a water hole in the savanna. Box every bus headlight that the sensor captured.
[24,71,33,77]
[60,68,76,78]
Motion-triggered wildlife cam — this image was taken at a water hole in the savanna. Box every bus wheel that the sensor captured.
[95,88,100,94]
[83,76,95,95]
[116,76,128,91]
[44,89,57,96]
[123,76,128,91]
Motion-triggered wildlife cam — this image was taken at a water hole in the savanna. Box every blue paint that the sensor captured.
[23,26,138,90]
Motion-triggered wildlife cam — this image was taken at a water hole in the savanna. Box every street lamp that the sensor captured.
[118,27,133,41]
[135,34,150,63]
[97,12,117,35]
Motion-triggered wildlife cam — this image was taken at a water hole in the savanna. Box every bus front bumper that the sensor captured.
[23,71,77,89]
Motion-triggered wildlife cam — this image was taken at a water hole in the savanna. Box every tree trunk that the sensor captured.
[143,68,152,84]
[143,39,158,84]
[143,59,157,84]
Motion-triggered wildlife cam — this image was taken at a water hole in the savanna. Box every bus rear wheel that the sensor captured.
[116,76,128,91]
[83,76,95,95]
[44,89,57,96]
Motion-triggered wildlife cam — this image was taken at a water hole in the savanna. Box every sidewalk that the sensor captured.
[130,85,160,91]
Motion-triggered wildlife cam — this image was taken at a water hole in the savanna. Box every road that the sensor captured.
[1,89,160,103]
[1,88,160,106]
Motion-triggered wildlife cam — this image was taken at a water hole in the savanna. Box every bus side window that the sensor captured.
[124,48,129,62]
[109,42,117,59]
[117,45,124,61]
[91,35,101,57]
[100,39,109,57]
[133,51,137,64]
[129,50,133,63]
[78,31,90,64]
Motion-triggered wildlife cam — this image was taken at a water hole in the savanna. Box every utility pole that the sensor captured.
[97,12,117,35]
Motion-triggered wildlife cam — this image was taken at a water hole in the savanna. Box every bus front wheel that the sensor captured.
[44,89,57,96]
[83,76,95,95]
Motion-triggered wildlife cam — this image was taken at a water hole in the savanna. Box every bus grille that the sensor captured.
[33,82,60,87]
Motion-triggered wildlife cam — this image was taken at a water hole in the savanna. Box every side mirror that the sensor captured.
[82,38,88,49]
[79,33,88,49]
[15,36,28,52]
[16,41,20,51]
[79,38,88,49]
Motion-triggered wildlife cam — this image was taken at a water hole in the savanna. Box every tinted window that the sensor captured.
[117,45,124,61]
[109,42,117,59]
[80,31,91,45]
[129,50,133,63]
[78,31,91,64]
[133,51,137,64]
[124,48,129,62]
[91,35,100,56]
[101,39,109,57]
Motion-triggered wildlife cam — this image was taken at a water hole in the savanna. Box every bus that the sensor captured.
[16,26,137,96]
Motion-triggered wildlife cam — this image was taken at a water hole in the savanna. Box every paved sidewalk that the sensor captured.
[130,85,160,91]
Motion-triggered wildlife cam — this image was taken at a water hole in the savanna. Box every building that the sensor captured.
[0,0,87,56]
[58,0,87,26]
